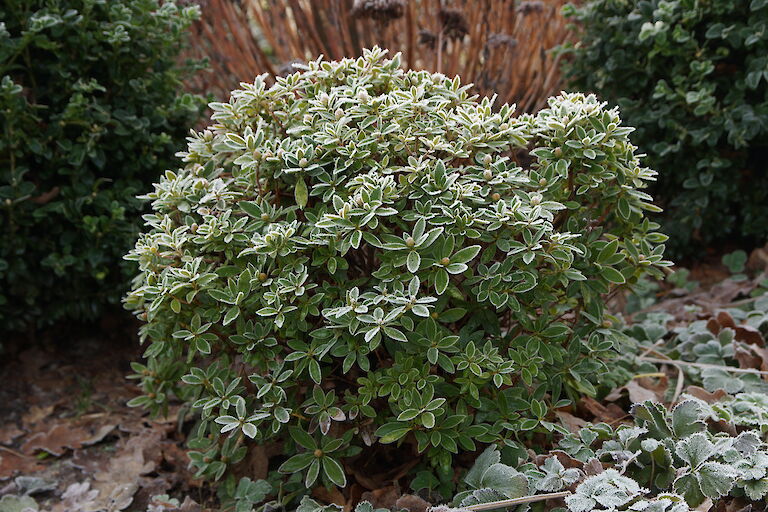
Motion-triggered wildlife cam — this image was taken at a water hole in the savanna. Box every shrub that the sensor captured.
[125,47,670,492]
[560,0,768,256]
[0,0,205,330]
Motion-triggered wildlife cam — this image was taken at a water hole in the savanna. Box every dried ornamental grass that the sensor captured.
[184,0,573,112]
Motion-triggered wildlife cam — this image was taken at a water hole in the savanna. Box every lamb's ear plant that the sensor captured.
[125,47,670,492]
[458,394,768,512]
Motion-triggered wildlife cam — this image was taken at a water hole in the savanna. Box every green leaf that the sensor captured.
[295,176,308,209]
[696,462,737,499]
[435,268,449,295]
[289,427,317,450]
[407,251,420,273]
[322,456,347,487]
[480,463,529,499]
[451,245,481,264]
[676,432,714,468]
[279,453,314,473]
[601,266,625,284]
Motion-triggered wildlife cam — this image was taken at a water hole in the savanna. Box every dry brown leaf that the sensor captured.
[22,423,90,456]
[395,494,431,512]
[605,379,659,404]
[361,487,400,510]
[22,405,54,426]
[0,424,24,446]
[580,397,627,423]
[734,325,764,347]
[312,486,346,508]
[554,410,589,433]
[0,450,44,481]
[684,386,728,403]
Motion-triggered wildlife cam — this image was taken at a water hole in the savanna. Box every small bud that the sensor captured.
[483,154,492,166]
[553,147,563,158]
[357,90,369,103]
[430,312,439,319]
[530,194,542,206]
[190,223,198,233]
[303,114,312,124]
[258,272,268,282]
[4,198,11,206]
[252,150,262,160]
[319,93,330,105]
[299,157,308,168]
[539,178,547,186]
[491,192,501,201]
[313,449,323,458]
[441,257,450,265]
[602,319,613,328]
[499,123,509,130]
[405,237,416,247]
[483,169,493,180]
[335,108,344,119]
[277,148,285,158]
[260,213,270,221]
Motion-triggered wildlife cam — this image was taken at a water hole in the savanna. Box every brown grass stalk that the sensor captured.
[183,0,575,113]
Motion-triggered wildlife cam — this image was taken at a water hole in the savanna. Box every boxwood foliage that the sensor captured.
[560,0,768,256]
[0,0,205,330]
[125,47,671,490]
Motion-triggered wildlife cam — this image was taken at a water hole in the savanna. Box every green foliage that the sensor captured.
[0,0,205,329]
[460,394,768,511]
[125,47,670,491]
[560,0,768,255]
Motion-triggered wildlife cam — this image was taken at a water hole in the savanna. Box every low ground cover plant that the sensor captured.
[0,0,205,330]
[125,47,671,494]
[560,0,768,256]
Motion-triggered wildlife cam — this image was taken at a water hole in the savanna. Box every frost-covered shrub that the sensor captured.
[125,48,670,490]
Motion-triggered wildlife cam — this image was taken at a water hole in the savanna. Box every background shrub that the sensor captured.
[0,0,205,330]
[125,48,670,492]
[560,0,768,256]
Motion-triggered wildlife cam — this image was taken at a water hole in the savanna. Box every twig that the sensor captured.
[464,491,571,511]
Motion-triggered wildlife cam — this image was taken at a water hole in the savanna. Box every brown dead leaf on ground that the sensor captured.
[554,410,589,433]
[0,448,44,480]
[395,495,431,512]
[22,405,55,426]
[684,386,728,403]
[605,378,667,404]
[580,396,628,424]
[23,424,90,456]
[0,424,24,446]
[361,487,401,510]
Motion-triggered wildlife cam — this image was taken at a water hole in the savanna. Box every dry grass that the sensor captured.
[184,0,573,112]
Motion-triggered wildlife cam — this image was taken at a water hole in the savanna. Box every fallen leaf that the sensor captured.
[21,406,54,427]
[395,495,431,512]
[0,450,44,481]
[735,325,764,347]
[554,410,589,433]
[51,481,99,512]
[684,386,728,403]
[22,424,90,456]
[0,425,24,446]
[361,487,400,510]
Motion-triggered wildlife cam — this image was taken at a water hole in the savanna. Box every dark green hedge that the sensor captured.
[0,0,205,330]
[560,0,768,256]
